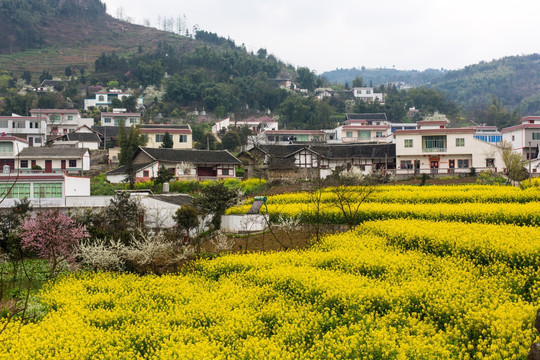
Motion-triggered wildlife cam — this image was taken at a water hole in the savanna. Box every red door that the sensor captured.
[45,160,52,173]
[61,160,66,171]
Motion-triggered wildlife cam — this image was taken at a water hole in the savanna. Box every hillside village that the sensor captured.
[0,88,538,215]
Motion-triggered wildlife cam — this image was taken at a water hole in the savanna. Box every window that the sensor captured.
[20,160,28,168]
[357,130,371,140]
[104,118,111,123]
[155,134,164,142]
[456,138,465,147]
[376,131,383,138]
[50,115,61,123]
[98,95,104,101]
[0,120,8,128]
[422,136,446,151]
[458,159,469,168]
[404,139,413,148]
[400,160,413,169]
[512,135,515,141]
[346,131,353,138]
[0,184,30,199]
[29,121,39,128]
[67,115,73,121]
[179,135,188,143]
[533,132,540,140]
[183,168,191,175]
[68,160,77,168]
[222,169,230,175]
[34,183,62,198]
[143,170,149,177]
[129,118,136,124]
[486,158,495,167]
[34,137,42,144]
[168,168,176,175]
[114,119,119,126]
[13,121,25,128]
[0,142,13,154]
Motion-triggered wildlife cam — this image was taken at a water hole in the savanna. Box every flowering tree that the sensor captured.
[20,210,87,277]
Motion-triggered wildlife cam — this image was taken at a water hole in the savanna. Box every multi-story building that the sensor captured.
[351,87,384,102]
[394,120,504,175]
[100,111,141,127]
[84,89,135,110]
[0,136,29,171]
[0,116,47,146]
[30,109,94,137]
[501,116,540,160]
[140,124,192,149]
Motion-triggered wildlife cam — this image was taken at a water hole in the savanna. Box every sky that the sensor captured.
[102,0,540,74]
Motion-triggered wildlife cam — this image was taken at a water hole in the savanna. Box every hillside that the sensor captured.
[320,67,445,87]
[0,0,193,74]
[430,54,540,114]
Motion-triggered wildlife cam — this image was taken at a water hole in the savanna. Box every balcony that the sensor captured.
[422,147,447,153]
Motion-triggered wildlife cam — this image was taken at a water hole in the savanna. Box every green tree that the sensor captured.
[173,205,199,241]
[118,121,147,188]
[296,67,318,91]
[220,131,241,151]
[194,182,238,230]
[160,132,173,148]
[21,70,31,84]
[64,66,72,77]
[352,75,364,87]
[154,165,173,187]
[501,142,528,184]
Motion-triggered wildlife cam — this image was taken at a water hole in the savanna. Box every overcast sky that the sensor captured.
[102,0,540,74]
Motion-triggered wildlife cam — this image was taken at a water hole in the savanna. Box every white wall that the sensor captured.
[64,176,90,196]
[220,214,269,233]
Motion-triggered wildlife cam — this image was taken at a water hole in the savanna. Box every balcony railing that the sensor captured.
[422,147,447,153]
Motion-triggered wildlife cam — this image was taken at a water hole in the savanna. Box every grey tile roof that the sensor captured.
[66,133,101,142]
[18,147,89,158]
[106,162,155,175]
[257,143,396,160]
[139,147,241,165]
[346,113,388,121]
[150,194,193,206]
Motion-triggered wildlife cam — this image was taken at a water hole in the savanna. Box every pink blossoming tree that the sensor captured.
[20,210,87,277]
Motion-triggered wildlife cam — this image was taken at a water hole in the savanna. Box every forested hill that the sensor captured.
[0,0,108,53]
[320,67,445,88]
[430,54,540,115]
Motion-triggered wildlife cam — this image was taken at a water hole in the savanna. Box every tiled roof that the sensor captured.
[66,133,101,142]
[18,147,88,158]
[92,126,120,137]
[106,162,154,176]
[101,112,141,117]
[257,144,396,161]
[346,113,387,121]
[30,109,79,114]
[139,147,241,165]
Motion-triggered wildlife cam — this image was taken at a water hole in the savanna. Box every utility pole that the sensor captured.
[529,141,532,186]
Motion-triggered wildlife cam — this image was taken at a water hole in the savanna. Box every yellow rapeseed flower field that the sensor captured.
[1,185,539,359]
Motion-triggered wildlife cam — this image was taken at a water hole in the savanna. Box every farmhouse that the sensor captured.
[106,147,241,183]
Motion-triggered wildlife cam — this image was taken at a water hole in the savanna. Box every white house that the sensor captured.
[0,173,90,208]
[101,111,141,127]
[84,89,143,110]
[49,126,102,150]
[30,109,94,137]
[394,121,504,176]
[0,116,47,146]
[0,136,29,172]
[351,87,384,102]
[106,147,241,183]
[16,147,91,175]
[501,116,540,160]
